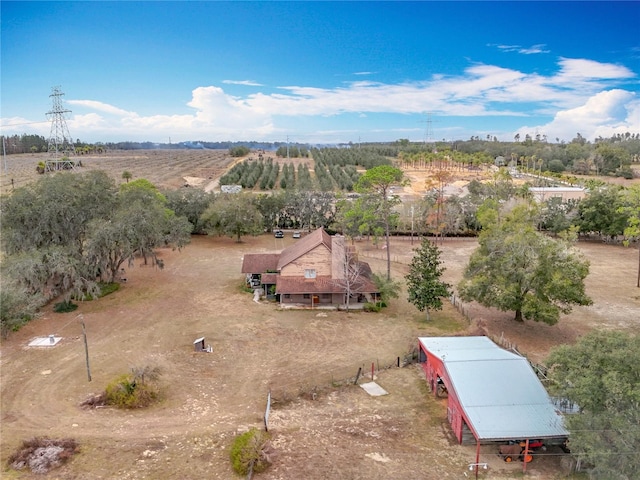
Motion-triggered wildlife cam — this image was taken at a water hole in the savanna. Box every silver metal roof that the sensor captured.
[419,336,568,441]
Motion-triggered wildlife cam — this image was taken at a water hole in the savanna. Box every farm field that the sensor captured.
[0,149,237,194]
[1,232,638,479]
[1,149,639,478]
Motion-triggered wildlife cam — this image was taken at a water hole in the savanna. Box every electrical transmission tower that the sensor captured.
[425,112,433,145]
[46,86,76,171]
[418,112,438,149]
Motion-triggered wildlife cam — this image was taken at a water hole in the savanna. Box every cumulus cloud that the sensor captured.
[556,58,635,80]
[3,57,637,142]
[514,90,639,142]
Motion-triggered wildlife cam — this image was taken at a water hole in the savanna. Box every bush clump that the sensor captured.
[8,437,79,474]
[230,428,274,476]
[104,366,161,409]
[53,300,78,313]
[77,282,121,301]
[363,301,388,312]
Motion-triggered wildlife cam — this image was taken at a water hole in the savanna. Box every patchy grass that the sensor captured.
[53,300,78,313]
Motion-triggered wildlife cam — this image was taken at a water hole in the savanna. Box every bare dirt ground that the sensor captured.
[1,151,639,479]
[0,150,235,194]
[1,233,638,479]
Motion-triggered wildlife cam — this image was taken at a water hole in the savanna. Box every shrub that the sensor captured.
[363,302,381,312]
[8,437,79,474]
[104,367,161,409]
[53,300,78,313]
[98,282,121,297]
[230,428,273,476]
[615,166,634,179]
[76,282,120,301]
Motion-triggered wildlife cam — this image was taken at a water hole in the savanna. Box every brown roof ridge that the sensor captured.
[277,227,332,270]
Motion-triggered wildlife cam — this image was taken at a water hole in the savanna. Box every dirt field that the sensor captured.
[1,150,639,478]
[1,232,638,479]
[0,150,236,194]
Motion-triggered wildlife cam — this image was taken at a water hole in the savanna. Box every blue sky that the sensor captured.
[1,1,639,144]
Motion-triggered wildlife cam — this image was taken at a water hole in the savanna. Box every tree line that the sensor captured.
[2,162,638,336]
[0,172,192,337]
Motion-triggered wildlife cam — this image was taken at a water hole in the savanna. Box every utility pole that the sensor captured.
[286,135,290,159]
[79,315,92,382]
[2,135,7,175]
[411,205,415,245]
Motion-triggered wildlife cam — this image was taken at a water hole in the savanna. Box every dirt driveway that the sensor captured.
[1,233,638,479]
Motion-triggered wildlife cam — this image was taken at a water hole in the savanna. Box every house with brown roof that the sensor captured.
[241,228,379,308]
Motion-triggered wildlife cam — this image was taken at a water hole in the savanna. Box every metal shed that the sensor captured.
[418,336,568,471]
[193,337,212,353]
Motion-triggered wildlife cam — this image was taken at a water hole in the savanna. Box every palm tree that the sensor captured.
[122,171,132,183]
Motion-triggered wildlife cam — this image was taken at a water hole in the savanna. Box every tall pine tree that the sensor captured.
[405,237,451,320]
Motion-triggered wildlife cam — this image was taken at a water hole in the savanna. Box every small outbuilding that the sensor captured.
[529,186,586,203]
[193,337,212,353]
[418,336,568,469]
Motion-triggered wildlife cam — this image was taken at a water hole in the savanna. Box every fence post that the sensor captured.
[354,367,362,385]
[263,389,271,432]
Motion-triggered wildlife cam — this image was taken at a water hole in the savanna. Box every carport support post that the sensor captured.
[475,440,480,480]
[522,438,530,474]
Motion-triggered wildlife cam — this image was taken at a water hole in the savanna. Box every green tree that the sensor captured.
[0,278,41,338]
[201,193,264,242]
[0,171,117,255]
[546,331,640,479]
[0,171,117,305]
[116,179,191,265]
[164,188,213,234]
[370,272,401,305]
[593,143,631,175]
[405,237,451,320]
[618,184,640,287]
[539,197,578,235]
[255,192,286,231]
[458,202,592,324]
[575,185,627,239]
[334,195,384,243]
[87,182,192,280]
[122,170,132,183]
[355,165,406,279]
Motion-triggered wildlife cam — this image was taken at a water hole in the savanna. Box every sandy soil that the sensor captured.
[1,232,637,479]
[1,151,639,478]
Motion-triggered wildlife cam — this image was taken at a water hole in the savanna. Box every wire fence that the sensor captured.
[263,348,419,415]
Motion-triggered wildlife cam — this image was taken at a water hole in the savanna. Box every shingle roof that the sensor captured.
[241,253,280,274]
[277,228,332,271]
[275,275,378,295]
[419,336,568,441]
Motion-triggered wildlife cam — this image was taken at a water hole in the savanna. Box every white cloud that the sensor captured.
[3,58,637,143]
[494,44,549,54]
[514,90,640,142]
[518,44,549,55]
[67,100,135,117]
[556,58,635,80]
[222,80,263,86]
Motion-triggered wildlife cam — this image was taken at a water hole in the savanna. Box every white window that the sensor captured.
[304,269,316,279]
